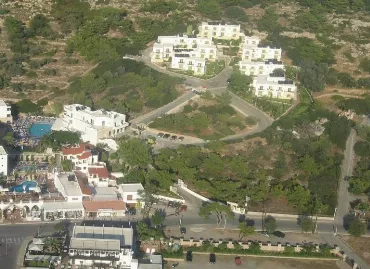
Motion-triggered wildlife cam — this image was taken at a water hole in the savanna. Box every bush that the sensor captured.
[354,141,370,157]
[224,6,248,22]
[26,71,37,78]
[44,68,58,76]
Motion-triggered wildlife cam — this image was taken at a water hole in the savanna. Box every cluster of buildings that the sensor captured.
[150,22,297,100]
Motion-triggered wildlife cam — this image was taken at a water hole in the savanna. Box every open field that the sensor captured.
[342,236,370,265]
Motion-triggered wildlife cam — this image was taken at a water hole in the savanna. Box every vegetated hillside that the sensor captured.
[1,0,370,111]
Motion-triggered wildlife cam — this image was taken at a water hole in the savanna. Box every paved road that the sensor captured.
[0,223,56,269]
[335,129,357,232]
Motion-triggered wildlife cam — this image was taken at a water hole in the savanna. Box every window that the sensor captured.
[201,49,205,53]
[180,39,184,43]
[72,198,78,201]
[179,59,184,63]
[188,61,193,65]
[288,88,292,92]
[205,26,208,30]
[241,66,246,69]
[233,28,237,32]
[127,195,133,200]
[278,87,282,91]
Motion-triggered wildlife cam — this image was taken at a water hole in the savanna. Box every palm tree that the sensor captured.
[43,237,62,254]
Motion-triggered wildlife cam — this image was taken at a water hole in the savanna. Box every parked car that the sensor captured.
[170,135,177,140]
[180,227,186,234]
[273,231,285,238]
[157,133,164,138]
[209,253,216,264]
[179,205,187,212]
[163,133,171,139]
[227,78,231,84]
[178,136,184,141]
[126,208,136,215]
[168,201,174,207]
[186,251,193,262]
[235,256,241,266]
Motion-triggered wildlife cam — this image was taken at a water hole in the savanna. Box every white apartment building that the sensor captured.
[0,100,12,123]
[87,166,111,187]
[68,225,138,269]
[241,36,282,61]
[239,59,284,76]
[151,34,216,65]
[118,183,145,208]
[61,144,100,173]
[52,104,129,145]
[0,146,7,176]
[171,54,206,75]
[252,75,297,99]
[198,22,241,40]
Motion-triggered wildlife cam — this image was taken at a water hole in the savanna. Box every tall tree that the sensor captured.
[151,209,165,228]
[199,202,234,227]
[238,222,255,240]
[117,137,152,170]
[138,187,158,218]
[264,215,277,234]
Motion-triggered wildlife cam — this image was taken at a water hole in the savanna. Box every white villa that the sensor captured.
[239,59,284,76]
[68,225,137,269]
[151,34,217,75]
[241,36,282,61]
[61,144,99,173]
[0,145,8,176]
[252,75,297,99]
[0,100,12,123]
[52,104,129,145]
[198,22,242,40]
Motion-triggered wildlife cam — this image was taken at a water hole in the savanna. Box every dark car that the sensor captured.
[180,227,186,234]
[227,78,231,84]
[273,231,285,238]
[163,134,171,139]
[168,201,174,207]
[127,208,136,215]
[186,251,193,262]
[170,135,177,141]
[157,132,164,138]
[209,253,216,264]
[178,136,185,141]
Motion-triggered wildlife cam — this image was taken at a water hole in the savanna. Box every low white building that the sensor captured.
[87,166,112,187]
[118,183,144,209]
[0,100,12,123]
[198,22,241,40]
[68,225,137,269]
[53,172,84,202]
[52,104,129,145]
[0,146,7,176]
[252,75,297,99]
[241,36,282,61]
[171,54,206,75]
[239,59,284,76]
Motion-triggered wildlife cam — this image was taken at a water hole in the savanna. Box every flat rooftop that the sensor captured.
[0,100,7,107]
[119,183,144,193]
[70,237,121,251]
[57,173,83,197]
[72,225,133,247]
[0,146,6,155]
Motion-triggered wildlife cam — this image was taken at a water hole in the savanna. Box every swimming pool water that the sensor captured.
[9,181,37,192]
[29,123,52,138]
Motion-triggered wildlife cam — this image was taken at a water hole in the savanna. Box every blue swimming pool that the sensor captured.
[9,181,37,192]
[29,123,52,138]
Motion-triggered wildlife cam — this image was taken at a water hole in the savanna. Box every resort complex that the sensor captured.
[150,22,296,99]
[52,104,129,145]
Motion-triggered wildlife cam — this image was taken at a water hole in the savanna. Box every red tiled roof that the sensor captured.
[78,151,92,160]
[83,200,126,212]
[62,144,87,155]
[88,167,109,178]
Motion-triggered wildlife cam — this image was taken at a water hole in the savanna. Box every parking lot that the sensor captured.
[164,254,340,269]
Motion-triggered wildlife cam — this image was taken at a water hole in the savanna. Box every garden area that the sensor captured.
[148,93,255,140]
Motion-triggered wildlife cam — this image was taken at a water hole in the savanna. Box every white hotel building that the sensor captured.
[0,100,12,123]
[239,59,284,76]
[241,36,282,61]
[52,104,129,145]
[198,22,242,40]
[252,75,296,100]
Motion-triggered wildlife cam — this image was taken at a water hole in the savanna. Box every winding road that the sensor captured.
[131,47,274,142]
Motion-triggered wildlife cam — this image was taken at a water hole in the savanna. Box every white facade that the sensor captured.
[53,172,84,202]
[151,35,213,63]
[171,55,206,75]
[87,166,110,187]
[241,36,282,61]
[118,183,144,208]
[52,104,129,145]
[68,225,137,269]
[0,146,8,176]
[239,59,284,76]
[62,144,100,173]
[252,75,297,99]
[198,22,241,40]
[0,100,12,123]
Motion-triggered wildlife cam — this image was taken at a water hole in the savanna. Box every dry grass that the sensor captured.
[342,236,370,265]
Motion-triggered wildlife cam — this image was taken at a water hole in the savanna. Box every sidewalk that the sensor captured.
[17,236,33,269]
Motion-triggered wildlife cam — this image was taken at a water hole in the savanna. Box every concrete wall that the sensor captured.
[177,179,211,202]
[153,194,185,204]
